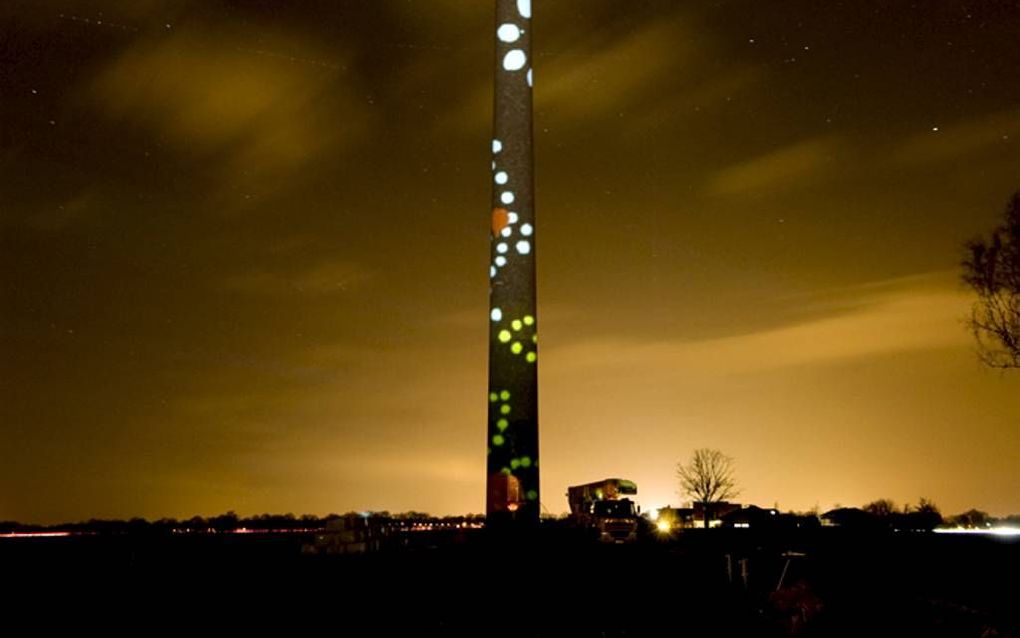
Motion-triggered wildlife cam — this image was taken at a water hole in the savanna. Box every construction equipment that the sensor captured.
[565,478,640,543]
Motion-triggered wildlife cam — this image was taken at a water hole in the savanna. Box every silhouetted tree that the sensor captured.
[962,192,1020,369]
[948,509,991,529]
[209,511,239,532]
[902,497,942,531]
[676,448,739,528]
[862,499,897,518]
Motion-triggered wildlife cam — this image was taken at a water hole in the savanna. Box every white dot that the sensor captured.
[501,191,515,204]
[521,223,533,236]
[507,212,519,224]
[527,68,533,87]
[492,161,496,170]
[516,240,531,255]
[491,308,503,322]
[517,0,531,19]
[503,50,527,71]
[497,243,508,254]
[501,226,513,238]
[492,139,502,153]
[495,256,507,266]
[490,266,496,278]
[495,171,508,184]
[497,24,521,43]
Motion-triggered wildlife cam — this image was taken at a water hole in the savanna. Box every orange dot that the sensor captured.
[492,207,509,236]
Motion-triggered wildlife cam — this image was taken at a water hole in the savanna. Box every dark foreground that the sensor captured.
[4,526,1018,636]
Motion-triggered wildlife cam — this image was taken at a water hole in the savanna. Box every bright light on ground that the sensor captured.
[934,526,1020,537]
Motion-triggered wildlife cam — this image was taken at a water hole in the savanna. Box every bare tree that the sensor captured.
[676,448,739,528]
[962,192,1020,369]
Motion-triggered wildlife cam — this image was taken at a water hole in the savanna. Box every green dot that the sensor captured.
[519,456,532,468]
[489,392,498,402]
[492,434,505,446]
[498,330,511,343]
[511,319,523,331]
[526,351,536,363]
[501,467,512,476]
[500,390,510,401]
[526,490,538,501]
[500,404,511,415]
[523,315,534,326]
[531,334,537,344]
[511,341,523,354]
[497,418,509,431]
[510,458,521,469]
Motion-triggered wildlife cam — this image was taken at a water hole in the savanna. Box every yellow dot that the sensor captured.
[497,418,509,431]
[500,404,511,415]
[531,334,537,343]
[489,392,498,402]
[500,390,511,401]
[526,351,536,363]
[511,342,523,354]
[498,330,511,343]
[523,315,534,325]
[511,319,523,331]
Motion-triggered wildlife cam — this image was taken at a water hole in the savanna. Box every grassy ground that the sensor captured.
[3,525,1017,636]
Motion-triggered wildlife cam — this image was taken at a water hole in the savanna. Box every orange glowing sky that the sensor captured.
[2,1,1019,523]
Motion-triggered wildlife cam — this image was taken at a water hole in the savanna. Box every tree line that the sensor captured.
[0,511,485,535]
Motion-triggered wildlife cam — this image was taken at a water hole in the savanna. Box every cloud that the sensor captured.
[888,109,1020,167]
[435,15,734,136]
[89,29,370,191]
[220,260,371,296]
[535,19,701,120]
[546,273,971,378]
[706,137,838,197]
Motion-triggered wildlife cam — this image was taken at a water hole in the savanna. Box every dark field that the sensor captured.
[3,527,1017,636]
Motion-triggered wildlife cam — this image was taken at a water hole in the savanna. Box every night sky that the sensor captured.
[2,1,1019,524]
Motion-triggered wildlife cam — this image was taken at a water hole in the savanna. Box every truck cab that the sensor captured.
[591,498,640,543]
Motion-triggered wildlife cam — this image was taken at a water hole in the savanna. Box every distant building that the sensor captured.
[655,506,696,529]
[821,507,876,529]
[721,505,779,529]
[693,501,741,528]
[656,501,742,529]
[305,514,393,554]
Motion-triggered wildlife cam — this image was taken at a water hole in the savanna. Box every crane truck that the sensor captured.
[565,478,641,543]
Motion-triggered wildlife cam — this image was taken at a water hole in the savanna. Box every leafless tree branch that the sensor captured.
[676,448,739,507]
[962,192,1020,369]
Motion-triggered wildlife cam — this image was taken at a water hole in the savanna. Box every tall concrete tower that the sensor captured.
[485,0,538,526]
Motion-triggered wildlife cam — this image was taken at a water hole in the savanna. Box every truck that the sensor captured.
[565,478,641,543]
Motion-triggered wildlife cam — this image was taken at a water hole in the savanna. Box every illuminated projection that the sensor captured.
[486,0,539,526]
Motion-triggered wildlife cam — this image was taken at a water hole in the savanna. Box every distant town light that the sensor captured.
[934,526,1020,537]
